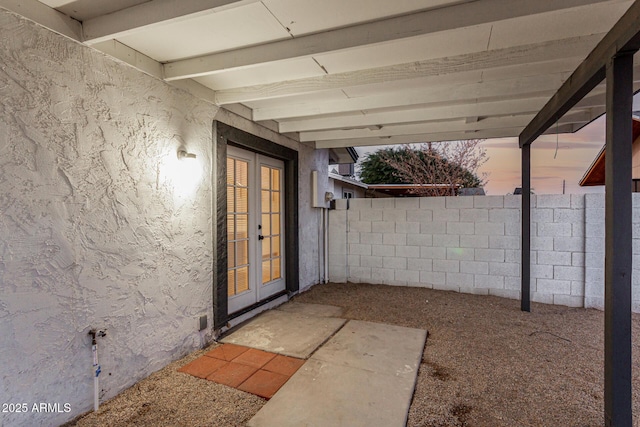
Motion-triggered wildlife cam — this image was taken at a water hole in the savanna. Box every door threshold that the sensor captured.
[219,291,290,336]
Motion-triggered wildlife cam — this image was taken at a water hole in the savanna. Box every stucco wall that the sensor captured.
[0,9,217,427]
[0,9,327,426]
[298,146,330,290]
[328,194,639,312]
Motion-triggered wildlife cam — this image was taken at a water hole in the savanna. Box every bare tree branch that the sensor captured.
[376,140,488,197]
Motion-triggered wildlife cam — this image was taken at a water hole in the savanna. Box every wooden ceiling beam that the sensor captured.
[82,0,257,45]
[0,0,81,40]
[278,98,550,133]
[519,0,640,146]
[300,115,535,142]
[252,73,569,121]
[214,35,599,104]
[314,127,524,148]
[164,0,613,81]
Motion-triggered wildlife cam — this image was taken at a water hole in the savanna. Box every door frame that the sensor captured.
[213,121,299,329]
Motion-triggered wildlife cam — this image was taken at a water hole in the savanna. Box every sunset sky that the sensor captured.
[478,115,607,195]
[356,96,640,196]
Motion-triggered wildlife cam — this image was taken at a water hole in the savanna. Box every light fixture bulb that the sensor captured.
[178,150,197,160]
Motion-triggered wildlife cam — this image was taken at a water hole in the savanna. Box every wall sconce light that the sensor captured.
[178,150,197,160]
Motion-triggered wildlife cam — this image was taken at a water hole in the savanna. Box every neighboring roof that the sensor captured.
[579,118,640,186]
[366,183,460,197]
[9,1,637,149]
[458,187,486,196]
[328,172,368,189]
[328,147,359,165]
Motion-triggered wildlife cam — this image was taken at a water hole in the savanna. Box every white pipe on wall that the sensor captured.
[324,208,329,283]
[89,330,106,412]
[311,171,319,208]
[318,208,322,284]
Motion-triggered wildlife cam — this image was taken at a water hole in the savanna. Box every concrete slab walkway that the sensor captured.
[222,302,427,427]
[220,305,347,359]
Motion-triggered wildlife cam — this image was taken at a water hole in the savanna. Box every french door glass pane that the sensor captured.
[227,157,250,297]
[261,167,270,189]
[260,163,283,285]
[227,188,235,212]
[262,237,271,260]
[272,257,281,280]
[261,190,270,213]
[272,236,280,258]
[237,188,248,212]
[262,213,270,235]
[228,242,235,267]
[227,215,234,241]
[236,214,248,239]
[237,240,248,265]
[228,270,235,295]
[237,267,249,293]
[226,158,234,185]
[236,161,248,187]
[262,260,271,284]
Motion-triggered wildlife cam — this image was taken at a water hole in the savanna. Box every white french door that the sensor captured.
[226,146,285,314]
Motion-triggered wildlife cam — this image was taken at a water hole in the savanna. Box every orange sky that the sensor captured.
[479,115,607,196]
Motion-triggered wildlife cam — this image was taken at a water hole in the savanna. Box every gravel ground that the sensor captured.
[65,282,640,427]
[62,347,265,427]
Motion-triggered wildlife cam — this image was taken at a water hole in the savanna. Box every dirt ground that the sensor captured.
[66,282,640,427]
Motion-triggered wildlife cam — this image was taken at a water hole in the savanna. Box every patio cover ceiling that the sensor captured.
[5,0,639,149]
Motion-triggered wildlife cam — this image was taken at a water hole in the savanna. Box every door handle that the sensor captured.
[258,235,264,240]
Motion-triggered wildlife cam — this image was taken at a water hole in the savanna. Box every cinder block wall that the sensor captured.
[584,193,640,311]
[328,194,640,311]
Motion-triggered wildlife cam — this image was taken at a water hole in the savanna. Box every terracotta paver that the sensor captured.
[205,343,249,361]
[180,344,306,399]
[206,362,258,388]
[178,356,228,378]
[232,348,276,369]
[262,355,305,377]
[238,369,289,399]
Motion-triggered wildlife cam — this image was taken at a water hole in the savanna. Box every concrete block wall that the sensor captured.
[328,194,639,311]
[584,193,640,311]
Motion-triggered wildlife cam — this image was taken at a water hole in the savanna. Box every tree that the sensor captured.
[359,140,488,196]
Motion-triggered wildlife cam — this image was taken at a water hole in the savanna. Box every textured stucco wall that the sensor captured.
[0,9,218,426]
[0,9,328,425]
[298,145,329,290]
